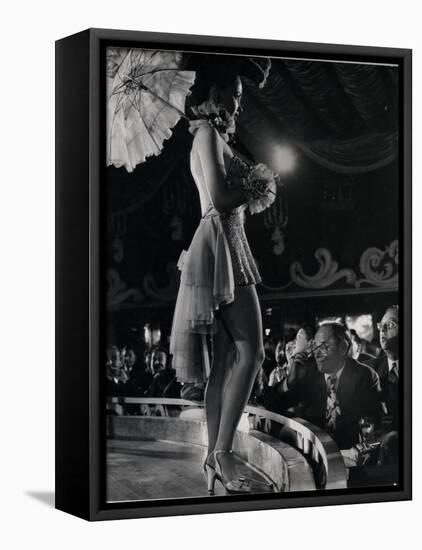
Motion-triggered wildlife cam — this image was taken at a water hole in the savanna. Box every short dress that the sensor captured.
[169,122,262,384]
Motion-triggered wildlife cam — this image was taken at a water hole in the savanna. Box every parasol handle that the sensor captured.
[112,76,190,121]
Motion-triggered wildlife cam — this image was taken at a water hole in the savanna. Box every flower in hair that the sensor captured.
[189,101,236,142]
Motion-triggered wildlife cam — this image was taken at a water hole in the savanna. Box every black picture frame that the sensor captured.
[55,27,412,521]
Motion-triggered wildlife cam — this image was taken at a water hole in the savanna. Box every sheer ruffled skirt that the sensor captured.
[170,207,261,384]
[170,215,235,383]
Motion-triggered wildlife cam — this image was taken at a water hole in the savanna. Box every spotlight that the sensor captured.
[270,144,297,175]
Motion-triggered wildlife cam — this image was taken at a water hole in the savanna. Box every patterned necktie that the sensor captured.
[390,361,399,380]
[326,374,341,432]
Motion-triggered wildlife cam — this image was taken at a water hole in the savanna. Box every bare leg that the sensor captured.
[213,285,265,481]
[204,317,236,460]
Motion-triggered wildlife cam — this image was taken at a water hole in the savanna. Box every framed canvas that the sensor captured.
[55,28,412,521]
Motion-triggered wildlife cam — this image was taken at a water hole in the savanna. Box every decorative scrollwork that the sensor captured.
[263,191,288,256]
[108,214,127,263]
[169,215,183,241]
[270,226,286,256]
[290,248,357,289]
[260,241,398,292]
[163,171,193,241]
[107,268,143,307]
[142,262,180,301]
[111,237,124,263]
[357,240,398,288]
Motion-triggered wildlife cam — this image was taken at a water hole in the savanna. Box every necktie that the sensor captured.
[326,374,341,432]
[391,361,399,379]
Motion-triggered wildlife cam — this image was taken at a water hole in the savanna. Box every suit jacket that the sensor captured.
[264,357,382,449]
[369,354,399,429]
[356,351,377,367]
[106,375,127,397]
[130,368,153,395]
[145,368,181,398]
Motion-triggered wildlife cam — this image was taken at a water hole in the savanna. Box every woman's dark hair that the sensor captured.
[185,54,271,112]
[299,324,315,341]
[284,337,296,351]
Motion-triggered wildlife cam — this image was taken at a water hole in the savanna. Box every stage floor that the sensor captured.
[107,439,274,502]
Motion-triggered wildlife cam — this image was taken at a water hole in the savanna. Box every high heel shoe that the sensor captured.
[203,452,216,495]
[203,452,213,472]
[211,449,251,494]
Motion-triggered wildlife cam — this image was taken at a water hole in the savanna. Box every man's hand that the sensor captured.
[341,444,379,467]
[286,352,308,387]
[293,351,308,365]
[341,447,360,467]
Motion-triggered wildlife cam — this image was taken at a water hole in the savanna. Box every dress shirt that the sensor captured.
[387,357,399,376]
[324,364,345,388]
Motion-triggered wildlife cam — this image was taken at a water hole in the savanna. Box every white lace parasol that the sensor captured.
[107,48,196,172]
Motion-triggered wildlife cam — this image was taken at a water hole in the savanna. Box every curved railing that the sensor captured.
[245,405,347,490]
[107,397,347,490]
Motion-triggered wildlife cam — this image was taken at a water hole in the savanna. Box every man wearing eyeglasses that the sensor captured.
[372,306,399,427]
[264,322,382,452]
[369,306,399,475]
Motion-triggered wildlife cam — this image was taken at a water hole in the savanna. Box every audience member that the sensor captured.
[145,347,181,398]
[264,323,382,450]
[268,339,295,387]
[250,366,269,405]
[261,338,276,379]
[369,306,400,475]
[106,345,127,397]
[295,324,315,355]
[143,349,153,374]
[349,330,376,366]
[127,347,154,396]
[120,346,136,384]
[121,346,136,370]
[370,306,399,428]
